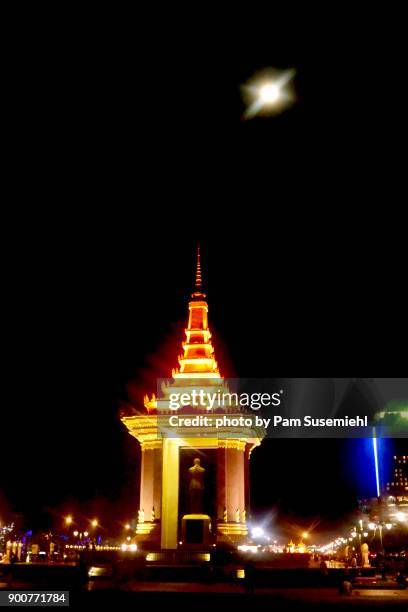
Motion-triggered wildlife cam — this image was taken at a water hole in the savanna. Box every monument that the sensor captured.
[188,458,205,513]
[121,246,265,550]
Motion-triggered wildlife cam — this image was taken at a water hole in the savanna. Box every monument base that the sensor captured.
[217,522,248,545]
[135,521,161,550]
[181,514,212,549]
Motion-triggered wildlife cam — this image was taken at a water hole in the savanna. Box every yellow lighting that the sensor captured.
[83,531,89,537]
[65,516,73,525]
[73,531,78,537]
[125,523,130,530]
[238,544,258,553]
[121,248,266,555]
[91,519,98,528]
[302,532,309,539]
[173,372,220,379]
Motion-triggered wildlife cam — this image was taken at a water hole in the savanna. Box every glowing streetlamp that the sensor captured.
[243,68,296,118]
[124,524,131,531]
[251,526,264,539]
[65,516,73,526]
[302,532,309,539]
[91,519,98,528]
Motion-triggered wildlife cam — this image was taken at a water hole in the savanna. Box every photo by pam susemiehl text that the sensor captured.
[168,415,369,429]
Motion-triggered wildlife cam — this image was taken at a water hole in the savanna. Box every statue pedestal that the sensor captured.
[181,514,211,548]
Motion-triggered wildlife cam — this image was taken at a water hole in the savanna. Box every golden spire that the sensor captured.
[192,242,206,299]
[172,243,219,379]
[195,242,202,289]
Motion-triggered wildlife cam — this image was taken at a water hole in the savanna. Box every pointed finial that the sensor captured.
[191,242,206,299]
[195,242,202,289]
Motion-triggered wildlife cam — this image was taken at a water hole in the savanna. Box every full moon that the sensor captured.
[259,83,280,104]
[243,68,296,118]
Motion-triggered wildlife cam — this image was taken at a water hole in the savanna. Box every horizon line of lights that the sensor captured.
[318,512,407,553]
[120,543,137,552]
[65,545,121,550]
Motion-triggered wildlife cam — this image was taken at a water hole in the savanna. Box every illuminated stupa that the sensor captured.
[121,246,264,550]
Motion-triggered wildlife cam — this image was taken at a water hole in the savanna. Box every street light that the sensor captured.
[251,526,264,539]
[65,516,73,526]
[91,519,98,528]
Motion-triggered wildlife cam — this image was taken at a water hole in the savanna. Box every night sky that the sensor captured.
[2,20,406,540]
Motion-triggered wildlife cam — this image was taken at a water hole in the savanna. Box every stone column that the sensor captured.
[161,438,180,549]
[225,444,245,519]
[217,440,247,542]
[140,441,162,520]
[137,440,162,548]
[216,445,227,521]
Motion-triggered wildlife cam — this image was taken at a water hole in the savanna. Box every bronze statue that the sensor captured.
[188,458,205,513]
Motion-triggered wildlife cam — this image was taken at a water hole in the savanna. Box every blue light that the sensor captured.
[372,431,380,497]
